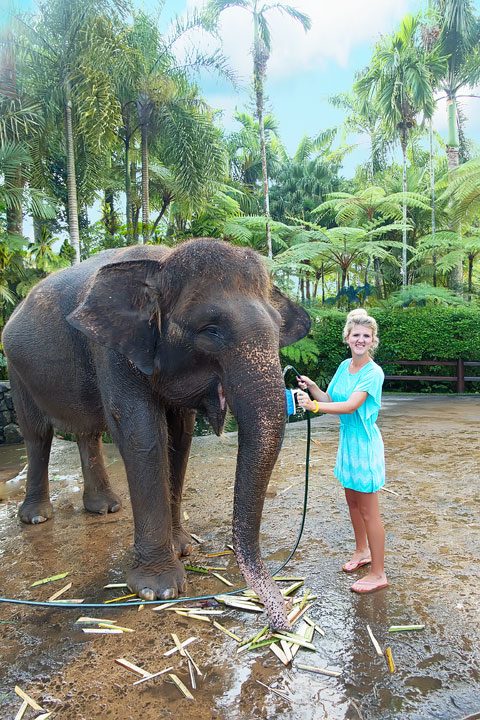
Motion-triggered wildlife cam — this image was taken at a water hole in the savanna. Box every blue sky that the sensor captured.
[6,0,480,177]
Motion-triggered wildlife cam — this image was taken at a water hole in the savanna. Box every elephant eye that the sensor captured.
[198,324,221,337]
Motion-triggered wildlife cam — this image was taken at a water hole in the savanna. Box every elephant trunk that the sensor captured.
[224,350,290,630]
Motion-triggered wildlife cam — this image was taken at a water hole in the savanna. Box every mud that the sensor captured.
[0,394,479,720]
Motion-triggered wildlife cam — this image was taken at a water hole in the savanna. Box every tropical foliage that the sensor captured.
[1,0,480,383]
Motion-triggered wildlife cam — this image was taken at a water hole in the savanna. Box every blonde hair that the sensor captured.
[343,309,379,352]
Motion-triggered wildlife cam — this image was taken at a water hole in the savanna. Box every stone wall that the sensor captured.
[0,382,23,444]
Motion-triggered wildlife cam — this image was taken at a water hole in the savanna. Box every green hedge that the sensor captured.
[286,307,480,393]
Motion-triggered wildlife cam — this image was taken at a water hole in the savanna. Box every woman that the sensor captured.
[296,309,388,594]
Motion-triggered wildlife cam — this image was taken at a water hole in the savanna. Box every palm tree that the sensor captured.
[206,0,311,259]
[431,0,480,291]
[355,14,446,287]
[15,0,127,263]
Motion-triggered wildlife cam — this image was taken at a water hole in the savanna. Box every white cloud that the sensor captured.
[183,0,413,79]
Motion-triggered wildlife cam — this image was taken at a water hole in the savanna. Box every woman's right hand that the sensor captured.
[297,375,316,391]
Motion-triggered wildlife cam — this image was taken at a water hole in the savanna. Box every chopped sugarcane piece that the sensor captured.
[14,687,44,711]
[47,582,72,601]
[190,533,204,544]
[214,596,263,612]
[104,593,137,604]
[152,601,180,612]
[290,622,315,660]
[83,628,124,634]
[132,667,173,685]
[367,624,383,656]
[31,572,69,587]
[97,622,134,632]
[384,647,395,673]
[54,598,84,603]
[304,615,325,637]
[212,620,242,642]
[138,604,144,612]
[236,642,253,654]
[211,572,234,587]
[115,658,151,678]
[242,589,260,599]
[269,642,290,666]
[184,564,210,574]
[174,611,211,623]
[168,674,194,700]
[184,648,202,676]
[255,680,290,701]
[164,636,197,657]
[187,659,196,690]
[14,700,28,720]
[280,639,293,663]
[288,602,315,626]
[76,616,117,624]
[172,633,187,656]
[104,583,128,589]
[248,638,278,650]
[296,664,342,677]
[35,714,52,719]
[205,550,233,557]
[273,632,316,651]
[281,581,305,597]
[226,544,234,551]
[388,624,425,632]
[273,576,305,582]
[170,608,224,615]
[238,626,268,648]
[183,511,190,521]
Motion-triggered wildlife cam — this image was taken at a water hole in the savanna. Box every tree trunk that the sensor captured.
[253,22,272,259]
[64,80,81,264]
[401,142,408,288]
[446,97,463,293]
[125,134,132,236]
[429,119,437,287]
[374,257,383,299]
[140,121,149,245]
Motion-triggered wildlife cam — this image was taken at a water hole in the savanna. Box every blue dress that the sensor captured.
[327,359,385,493]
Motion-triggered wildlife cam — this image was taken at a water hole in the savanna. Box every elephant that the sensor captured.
[2,238,310,629]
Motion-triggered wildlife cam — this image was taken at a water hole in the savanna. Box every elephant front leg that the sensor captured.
[116,422,186,601]
[166,407,196,558]
[77,433,122,515]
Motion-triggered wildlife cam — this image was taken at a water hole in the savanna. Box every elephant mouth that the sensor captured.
[199,381,227,436]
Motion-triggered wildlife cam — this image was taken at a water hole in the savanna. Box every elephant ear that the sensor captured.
[66,260,162,375]
[270,286,311,348]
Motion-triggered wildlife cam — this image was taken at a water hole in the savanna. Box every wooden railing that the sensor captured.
[382,359,480,393]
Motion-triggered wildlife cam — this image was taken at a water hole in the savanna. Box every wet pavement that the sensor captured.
[0,394,479,720]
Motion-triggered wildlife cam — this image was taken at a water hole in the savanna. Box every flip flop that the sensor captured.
[350,578,389,594]
[342,558,371,573]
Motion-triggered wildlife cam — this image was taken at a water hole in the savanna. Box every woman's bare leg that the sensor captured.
[350,490,388,591]
[343,488,371,570]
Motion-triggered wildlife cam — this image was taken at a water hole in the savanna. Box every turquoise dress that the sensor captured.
[327,359,385,493]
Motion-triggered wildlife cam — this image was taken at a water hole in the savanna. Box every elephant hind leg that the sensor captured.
[9,369,54,524]
[77,433,122,515]
[166,408,196,557]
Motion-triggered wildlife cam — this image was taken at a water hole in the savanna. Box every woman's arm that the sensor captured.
[297,390,367,415]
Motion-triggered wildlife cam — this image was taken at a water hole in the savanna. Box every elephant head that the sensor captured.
[67,239,310,628]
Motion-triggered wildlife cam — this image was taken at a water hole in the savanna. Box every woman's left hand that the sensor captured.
[296,390,317,412]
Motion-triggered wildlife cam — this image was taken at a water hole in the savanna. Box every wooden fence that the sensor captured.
[383,359,480,393]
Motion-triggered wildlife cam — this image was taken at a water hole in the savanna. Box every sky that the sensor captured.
[5,0,480,179]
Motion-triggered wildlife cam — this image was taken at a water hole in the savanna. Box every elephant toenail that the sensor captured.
[31,516,46,524]
[139,588,155,601]
[160,588,176,600]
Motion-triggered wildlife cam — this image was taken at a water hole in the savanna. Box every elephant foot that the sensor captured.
[18,498,53,524]
[83,489,122,515]
[173,526,194,558]
[127,559,187,601]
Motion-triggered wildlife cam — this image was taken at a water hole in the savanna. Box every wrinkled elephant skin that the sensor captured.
[2,239,310,628]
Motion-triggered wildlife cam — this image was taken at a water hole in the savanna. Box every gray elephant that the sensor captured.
[2,238,310,629]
